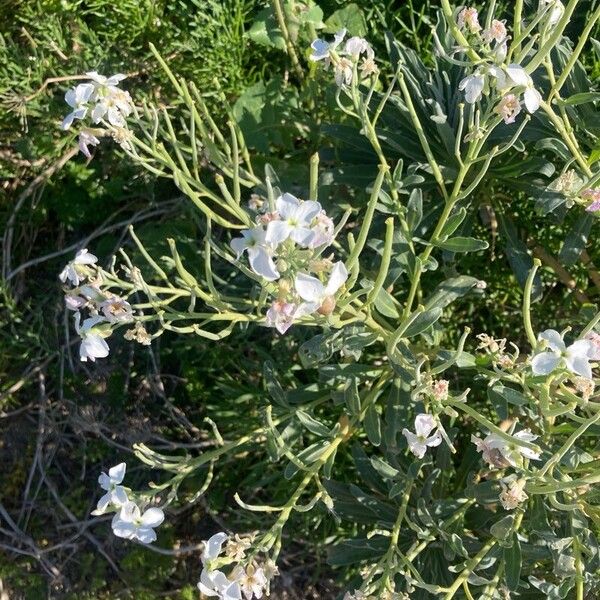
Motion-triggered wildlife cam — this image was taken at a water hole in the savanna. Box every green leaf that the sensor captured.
[327,536,388,566]
[374,287,401,319]
[504,532,522,590]
[406,188,423,232]
[488,384,529,407]
[324,4,367,36]
[559,213,593,266]
[437,237,489,253]
[439,207,467,238]
[344,378,361,415]
[263,361,288,407]
[560,92,600,105]
[246,8,286,49]
[284,441,328,479]
[491,514,515,542]
[364,404,382,446]
[403,307,443,337]
[424,275,479,310]
[296,410,330,437]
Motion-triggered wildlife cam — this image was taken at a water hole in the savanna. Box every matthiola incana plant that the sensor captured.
[50,1,600,598]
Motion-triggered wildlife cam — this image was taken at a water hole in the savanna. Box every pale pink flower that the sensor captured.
[457,7,481,32]
[495,94,521,124]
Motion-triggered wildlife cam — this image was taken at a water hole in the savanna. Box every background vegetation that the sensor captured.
[1,0,599,598]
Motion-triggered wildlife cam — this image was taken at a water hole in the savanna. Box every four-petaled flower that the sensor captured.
[499,478,528,510]
[265,301,298,334]
[294,261,348,316]
[232,565,268,600]
[531,329,594,379]
[265,193,322,247]
[457,7,481,32]
[75,313,110,362]
[59,248,98,286]
[198,532,243,600]
[495,94,521,124]
[402,414,442,459]
[62,83,95,130]
[111,500,165,544]
[309,29,346,62]
[230,227,280,281]
[91,462,128,515]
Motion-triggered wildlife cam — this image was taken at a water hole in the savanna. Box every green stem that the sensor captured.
[523,258,541,348]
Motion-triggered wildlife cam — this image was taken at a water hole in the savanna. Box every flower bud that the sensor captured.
[318,295,336,315]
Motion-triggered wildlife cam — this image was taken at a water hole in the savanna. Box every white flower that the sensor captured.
[61,83,95,130]
[457,7,481,32]
[91,462,128,515]
[499,478,528,510]
[111,500,164,544]
[91,89,133,127]
[266,301,297,334]
[482,19,507,44]
[198,533,243,599]
[230,227,280,281]
[232,565,268,600]
[459,73,485,104]
[100,296,133,323]
[78,129,101,158]
[531,329,594,379]
[198,569,242,600]
[59,248,98,286]
[65,294,88,311]
[309,29,346,61]
[75,313,110,362]
[472,429,541,468]
[294,261,348,316]
[495,94,521,124]
[308,211,335,248]
[582,189,600,213]
[344,36,373,60]
[402,414,442,459]
[504,64,542,113]
[265,193,322,247]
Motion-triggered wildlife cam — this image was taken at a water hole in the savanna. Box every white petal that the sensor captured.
[402,430,427,459]
[230,236,248,258]
[98,472,111,490]
[309,39,330,61]
[276,193,300,219]
[111,516,136,539]
[202,532,228,563]
[289,227,315,247]
[141,507,164,528]
[61,112,76,130]
[119,501,140,522]
[80,335,109,362]
[91,103,107,123]
[531,351,561,375]
[324,261,348,296]
[332,28,347,49]
[92,492,111,515]
[294,302,320,317]
[294,200,322,225]
[75,249,98,264]
[506,64,531,87]
[460,75,484,104]
[108,462,126,483]
[414,414,436,437]
[111,485,128,506]
[265,220,291,246]
[524,87,541,113]
[247,247,280,281]
[425,432,443,448]
[135,526,157,544]
[106,73,127,85]
[538,329,566,352]
[565,353,592,379]
[295,273,325,303]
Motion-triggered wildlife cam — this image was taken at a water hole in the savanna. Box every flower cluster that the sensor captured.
[457,8,542,123]
[231,193,348,334]
[60,249,134,361]
[198,532,277,600]
[91,462,165,545]
[61,72,133,158]
[309,29,377,86]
